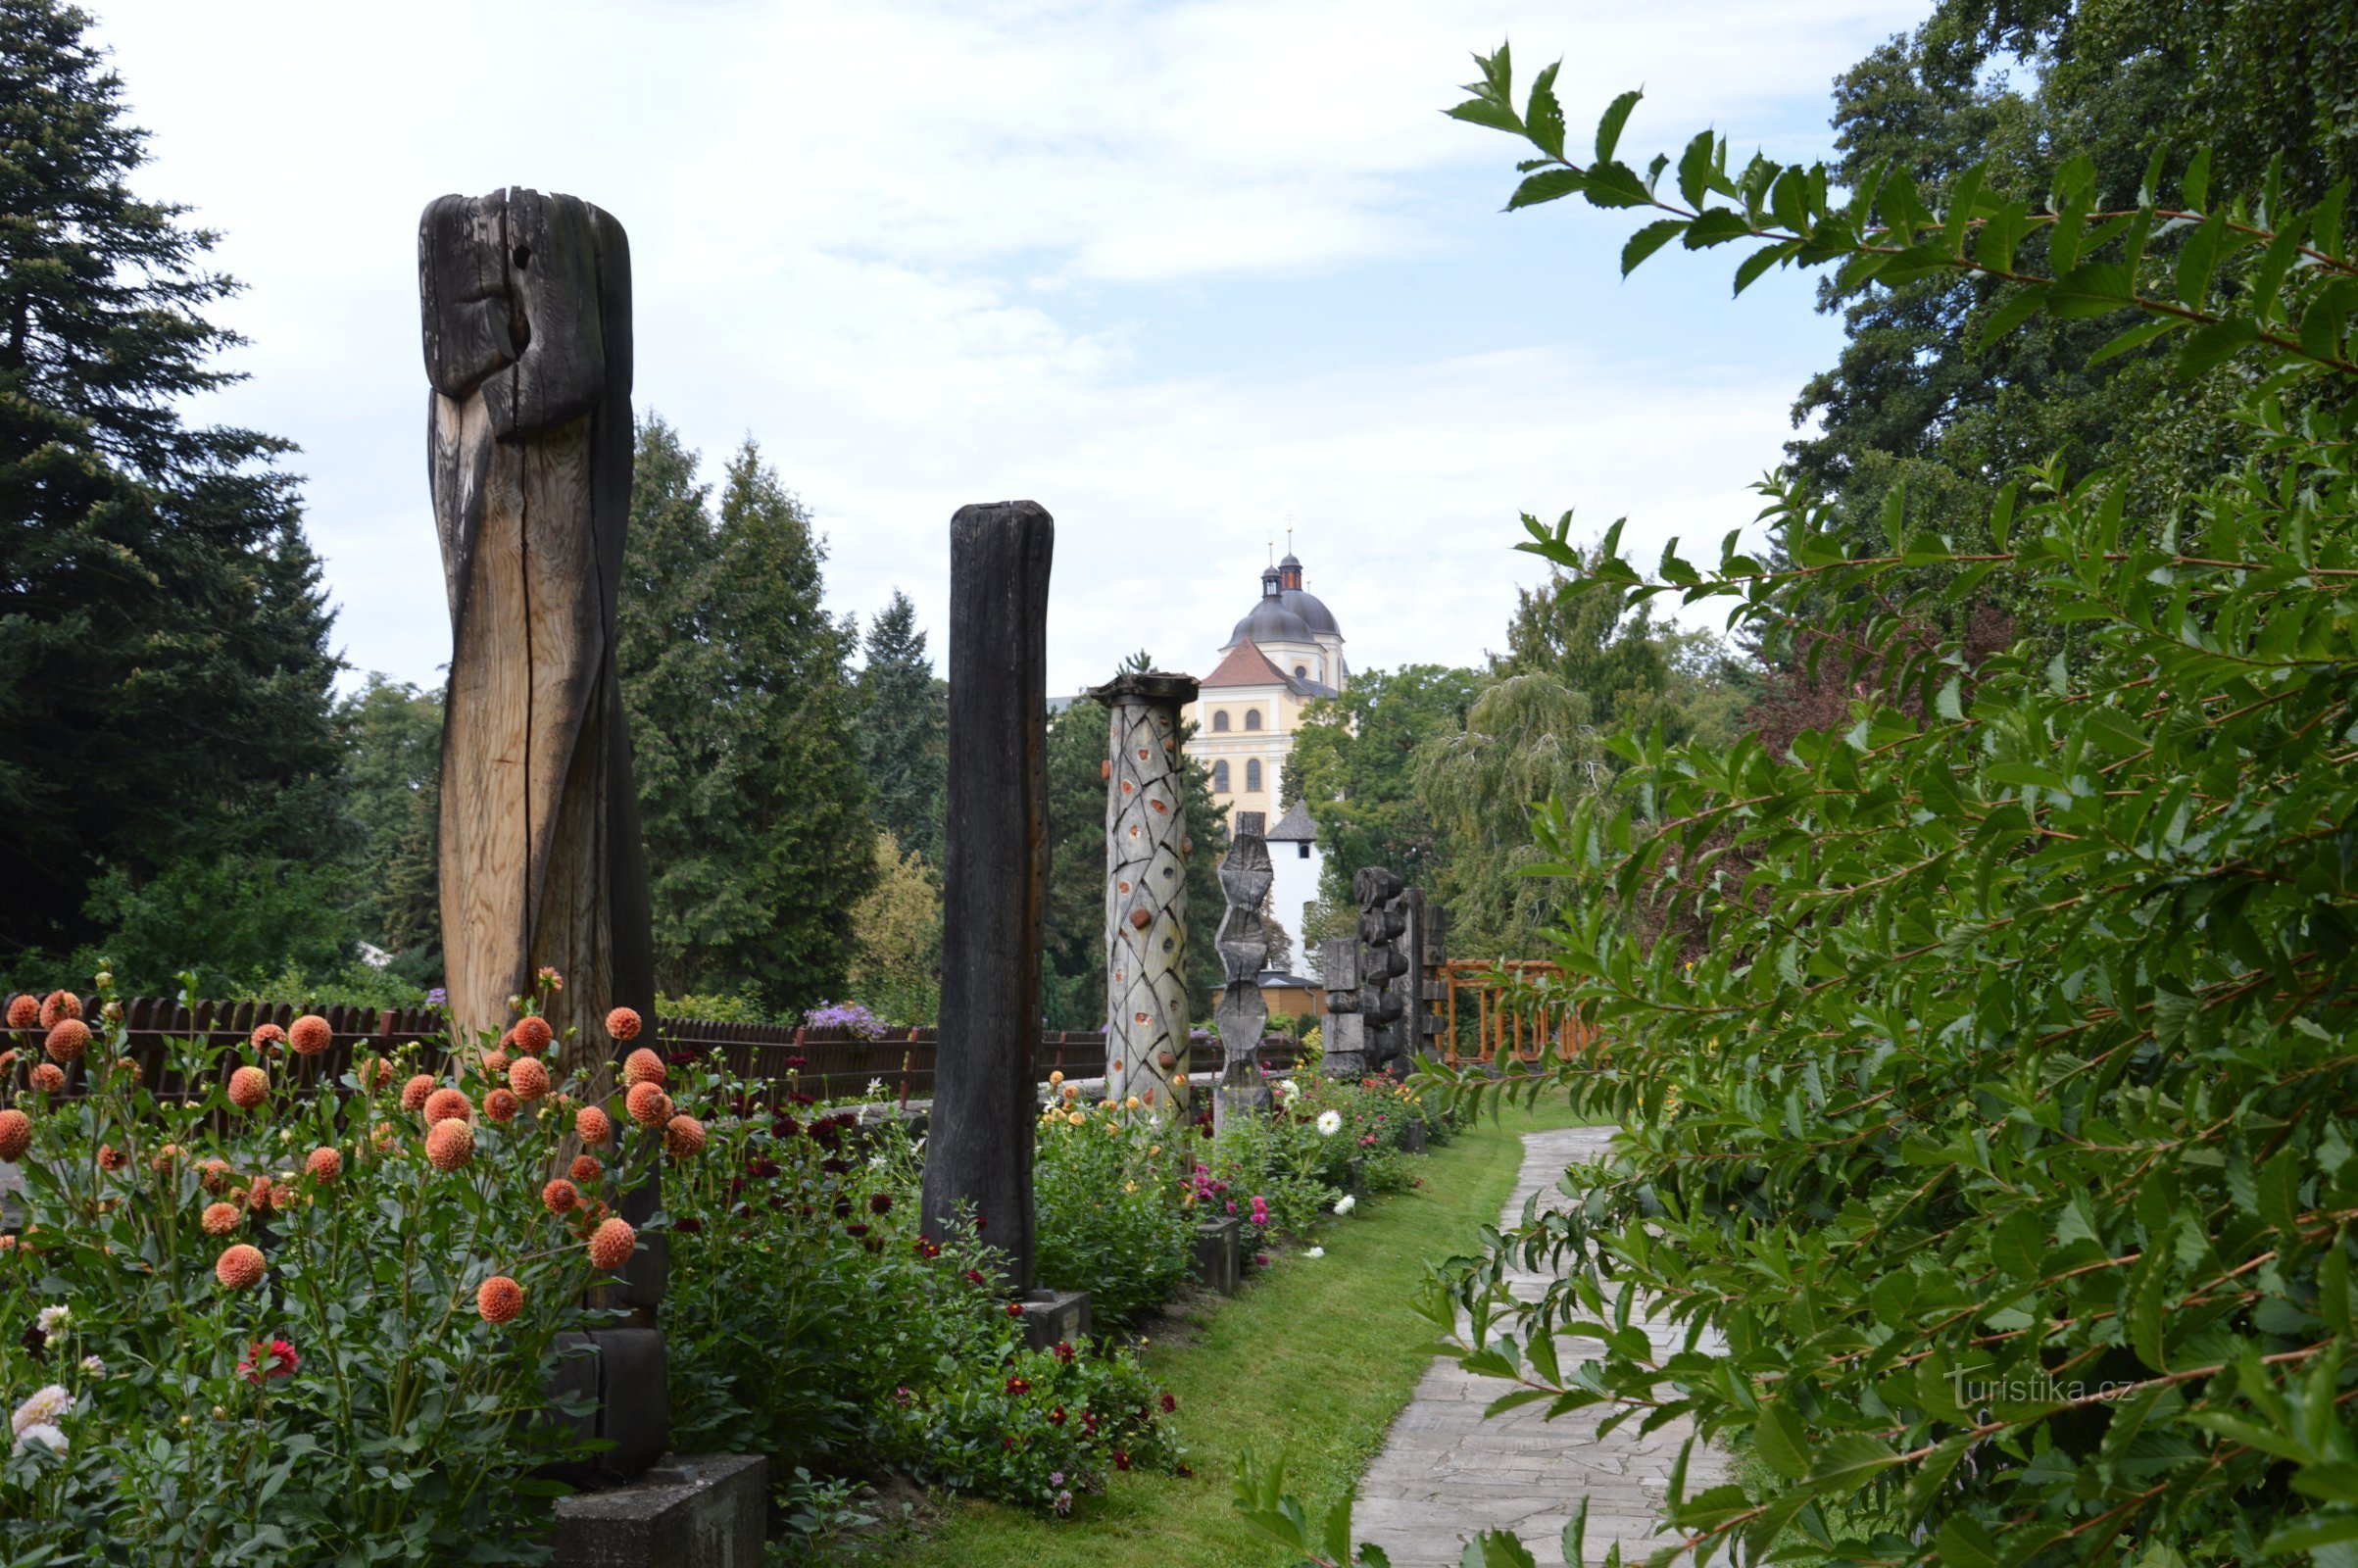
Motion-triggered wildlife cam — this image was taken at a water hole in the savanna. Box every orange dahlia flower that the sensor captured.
[305,1146,342,1182]
[587,1216,636,1271]
[569,1153,603,1184]
[288,1014,331,1056]
[215,1244,265,1290]
[484,1088,519,1123]
[512,1015,553,1055]
[3,995,35,1030]
[542,1177,580,1214]
[30,1063,65,1095]
[477,1275,524,1324]
[423,1087,472,1126]
[625,1081,668,1128]
[227,1065,269,1109]
[425,1119,475,1171]
[575,1105,613,1147]
[43,1019,88,1063]
[0,1109,29,1160]
[622,1048,665,1088]
[201,1201,241,1236]
[400,1074,435,1112]
[37,991,80,1029]
[250,1022,286,1052]
[663,1114,707,1158]
[508,1056,551,1101]
[606,1005,642,1041]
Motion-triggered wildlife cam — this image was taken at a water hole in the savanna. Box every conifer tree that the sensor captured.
[0,1,345,969]
[617,419,874,1011]
[856,589,947,869]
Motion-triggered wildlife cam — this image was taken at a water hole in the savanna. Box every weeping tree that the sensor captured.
[1412,672,1607,957]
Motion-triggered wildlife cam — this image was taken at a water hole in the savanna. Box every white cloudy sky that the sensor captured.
[88,0,1929,697]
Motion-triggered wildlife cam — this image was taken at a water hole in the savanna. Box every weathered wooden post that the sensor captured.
[1092,669,1199,1119]
[425,190,766,1556]
[420,186,654,1079]
[1212,811,1274,1131]
[922,502,1054,1296]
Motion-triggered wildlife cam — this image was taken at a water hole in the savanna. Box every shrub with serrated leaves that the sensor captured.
[1242,45,2358,1568]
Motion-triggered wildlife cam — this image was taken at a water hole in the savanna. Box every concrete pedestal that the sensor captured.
[1017,1288,1092,1350]
[1193,1215,1241,1295]
[552,1452,765,1567]
[1398,1116,1428,1154]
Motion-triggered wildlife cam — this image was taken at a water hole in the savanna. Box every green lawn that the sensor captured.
[874,1100,1589,1568]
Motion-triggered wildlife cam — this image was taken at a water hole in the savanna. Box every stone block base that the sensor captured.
[1018,1288,1091,1349]
[552,1452,765,1567]
[1193,1215,1241,1295]
[1398,1116,1427,1154]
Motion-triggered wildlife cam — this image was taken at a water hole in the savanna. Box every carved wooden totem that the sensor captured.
[419,187,654,1067]
[1318,936,1369,1080]
[1212,811,1273,1130]
[1352,866,1409,1073]
[1092,670,1199,1118]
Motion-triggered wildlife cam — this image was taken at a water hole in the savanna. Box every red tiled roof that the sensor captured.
[1199,639,1293,690]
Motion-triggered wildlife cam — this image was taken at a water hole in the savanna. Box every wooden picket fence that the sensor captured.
[21,1000,1308,1107]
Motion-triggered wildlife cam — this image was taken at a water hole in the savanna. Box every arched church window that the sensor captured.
[1244,709,1263,731]
[1245,759,1263,792]
[1211,710,1230,732]
[1212,760,1230,792]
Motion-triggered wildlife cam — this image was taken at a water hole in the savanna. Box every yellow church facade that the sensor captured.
[1182,553,1349,826]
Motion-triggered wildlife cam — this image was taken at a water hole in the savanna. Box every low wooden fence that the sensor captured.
[16,1000,1307,1106]
[1429,959,1600,1067]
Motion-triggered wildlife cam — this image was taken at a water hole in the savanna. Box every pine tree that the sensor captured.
[335,676,443,981]
[617,420,874,1011]
[856,589,947,869]
[0,1,346,968]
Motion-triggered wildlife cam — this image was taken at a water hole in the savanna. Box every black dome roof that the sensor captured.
[1280,588,1340,636]
[1227,597,1316,647]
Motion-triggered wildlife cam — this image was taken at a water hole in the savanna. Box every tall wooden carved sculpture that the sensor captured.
[1212,811,1273,1130]
[422,189,664,1478]
[420,188,654,1061]
[1093,670,1199,1118]
[1353,866,1410,1074]
[922,502,1054,1292]
[1319,937,1369,1080]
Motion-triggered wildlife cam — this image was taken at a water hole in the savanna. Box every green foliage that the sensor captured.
[857,591,948,872]
[1351,54,2358,1566]
[1032,1098,1196,1322]
[333,675,444,980]
[845,831,943,1027]
[72,857,360,998]
[0,0,346,970]
[618,420,876,1011]
[1283,665,1481,912]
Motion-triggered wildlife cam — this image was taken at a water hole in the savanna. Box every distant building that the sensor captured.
[1183,552,1345,960]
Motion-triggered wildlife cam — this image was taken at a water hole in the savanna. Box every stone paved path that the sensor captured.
[1353,1126,1727,1566]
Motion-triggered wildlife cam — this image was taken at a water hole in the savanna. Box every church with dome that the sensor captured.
[1183,550,1345,982]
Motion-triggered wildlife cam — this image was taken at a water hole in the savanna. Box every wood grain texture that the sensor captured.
[1212,810,1272,1130]
[1091,671,1199,1121]
[921,500,1054,1291]
[420,187,652,1084]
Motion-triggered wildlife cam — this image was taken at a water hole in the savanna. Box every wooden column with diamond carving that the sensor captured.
[1092,670,1199,1119]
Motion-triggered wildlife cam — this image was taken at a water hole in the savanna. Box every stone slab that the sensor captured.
[552,1452,765,1567]
[1193,1215,1241,1295]
[1019,1288,1091,1350]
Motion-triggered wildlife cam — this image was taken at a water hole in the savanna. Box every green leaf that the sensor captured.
[1621,219,1687,276]
[2177,318,2260,377]
[1978,284,2048,352]
[1594,90,1642,166]
[2176,210,2226,306]
[1447,97,1525,138]
[2088,317,2185,367]
[1676,131,1717,209]
[2183,146,2213,211]
[1506,170,1588,212]
[1523,62,1565,160]
[1805,1434,1900,1496]
[2264,1513,2358,1552]
[1754,1398,1811,1481]
[1936,1514,2002,1568]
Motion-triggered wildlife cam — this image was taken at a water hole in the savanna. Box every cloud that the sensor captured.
[83,0,1924,695]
